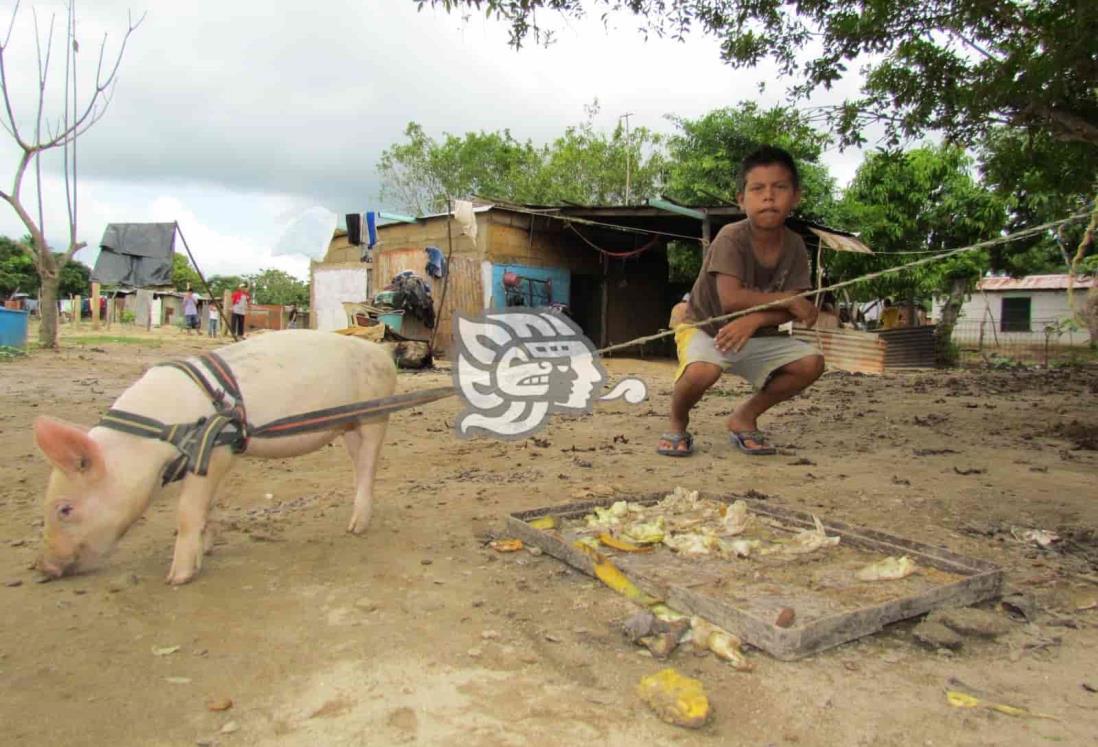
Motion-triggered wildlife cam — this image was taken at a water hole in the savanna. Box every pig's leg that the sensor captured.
[167,449,233,585]
[345,419,388,534]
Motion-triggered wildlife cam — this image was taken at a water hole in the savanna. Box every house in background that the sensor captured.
[312,201,871,357]
[933,274,1095,347]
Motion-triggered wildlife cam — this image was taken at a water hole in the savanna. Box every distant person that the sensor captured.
[182,289,198,335]
[208,302,219,337]
[230,283,250,339]
[659,145,824,458]
[287,303,299,329]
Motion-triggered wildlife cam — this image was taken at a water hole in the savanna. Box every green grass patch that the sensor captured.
[66,335,163,347]
[0,345,28,361]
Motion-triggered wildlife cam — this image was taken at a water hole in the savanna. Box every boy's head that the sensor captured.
[736,145,801,230]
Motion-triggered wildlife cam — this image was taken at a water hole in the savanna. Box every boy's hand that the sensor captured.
[715,316,758,353]
[788,297,819,328]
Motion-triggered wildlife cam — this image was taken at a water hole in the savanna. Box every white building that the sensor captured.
[933,274,1094,347]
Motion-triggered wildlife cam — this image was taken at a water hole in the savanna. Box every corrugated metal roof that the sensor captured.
[977,274,1097,291]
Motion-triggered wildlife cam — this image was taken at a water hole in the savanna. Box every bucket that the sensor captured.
[0,307,29,348]
[378,310,404,333]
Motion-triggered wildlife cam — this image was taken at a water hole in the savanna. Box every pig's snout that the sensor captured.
[36,553,74,579]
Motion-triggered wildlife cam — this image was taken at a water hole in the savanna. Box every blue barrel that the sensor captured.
[0,307,29,348]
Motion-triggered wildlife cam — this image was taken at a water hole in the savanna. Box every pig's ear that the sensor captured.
[33,417,105,480]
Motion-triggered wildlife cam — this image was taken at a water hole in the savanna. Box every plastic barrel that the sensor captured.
[0,307,29,348]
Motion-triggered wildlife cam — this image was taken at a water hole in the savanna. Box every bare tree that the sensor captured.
[0,1,142,348]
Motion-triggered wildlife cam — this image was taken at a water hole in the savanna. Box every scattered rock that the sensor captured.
[1000,592,1038,623]
[480,630,500,641]
[353,597,379,612]
[5,579,23,588]
[106,573,140,593]
[622,611,657,642]
[466,648,482,658]
[206,697,233,712]
[775,608,796,628]
[219,721,239,735]
[420,559,433,566]
[912,621,964,651]
[930,608,1011,639]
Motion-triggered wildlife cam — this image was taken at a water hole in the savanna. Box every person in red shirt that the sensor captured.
[230,283,251,339]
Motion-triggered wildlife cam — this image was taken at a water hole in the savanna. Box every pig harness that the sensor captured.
[96,351,455,485]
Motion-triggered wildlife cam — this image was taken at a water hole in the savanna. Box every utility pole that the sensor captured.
[619,112,634,206]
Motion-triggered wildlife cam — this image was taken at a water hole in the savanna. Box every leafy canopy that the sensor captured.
[420,0,1098,148]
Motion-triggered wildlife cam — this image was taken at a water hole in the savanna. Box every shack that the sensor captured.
[313,201,872,358]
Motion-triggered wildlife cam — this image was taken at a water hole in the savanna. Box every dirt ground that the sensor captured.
[2,325,1097,746]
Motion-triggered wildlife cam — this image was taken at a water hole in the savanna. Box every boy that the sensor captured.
[658,145,824,457]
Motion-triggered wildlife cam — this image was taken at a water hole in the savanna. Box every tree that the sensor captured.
[378,122,543,214]
[1,234,88,296]
[420,0,1098,148]
[206,274,244,301]
[171,252,201,292]
[665,102,837,224]
[978,127,1098,276]
[834,145,1006,363]
[244,268,308,307]
[0,3,142,347]
[57,254,88,296]
[377,102,665,213]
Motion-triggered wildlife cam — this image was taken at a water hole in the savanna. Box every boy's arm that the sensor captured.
[712,274,816,353]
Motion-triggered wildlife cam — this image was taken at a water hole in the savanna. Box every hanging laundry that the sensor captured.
[453,200,477,247]
[366,212,378,248]
[424,246,446,279]
[346,214,362,245]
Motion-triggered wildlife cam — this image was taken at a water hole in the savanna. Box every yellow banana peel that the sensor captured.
[598,533,654,553]
[946,691,1058,721]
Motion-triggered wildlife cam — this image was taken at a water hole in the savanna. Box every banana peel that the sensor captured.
[946,690,1059,721]
[599,533,654,553]
[528,515,559,531]
[572,539,663,607]
[691,616,754,671]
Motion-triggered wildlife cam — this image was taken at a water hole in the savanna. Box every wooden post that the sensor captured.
[90,283,100,329]
[223,290,233,337]
[72,294,81,329]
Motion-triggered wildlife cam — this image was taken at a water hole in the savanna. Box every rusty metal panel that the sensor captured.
[793,327,886,374]
[373,249,483,356]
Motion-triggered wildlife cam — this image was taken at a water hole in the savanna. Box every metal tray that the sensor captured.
[507,493,1004,660]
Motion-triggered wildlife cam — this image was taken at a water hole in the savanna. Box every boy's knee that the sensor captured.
[800,354,825,382]
[680,361,722,389]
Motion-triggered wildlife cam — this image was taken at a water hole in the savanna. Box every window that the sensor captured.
[1000,297,1031,332]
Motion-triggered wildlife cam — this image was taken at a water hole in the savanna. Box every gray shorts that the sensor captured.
[674,325,821,390]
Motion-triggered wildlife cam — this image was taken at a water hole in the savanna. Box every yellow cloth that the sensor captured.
[673,324,698,382]
[880,307,902,329]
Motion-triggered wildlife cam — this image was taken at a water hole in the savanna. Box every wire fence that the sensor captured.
[949,317,1094,365]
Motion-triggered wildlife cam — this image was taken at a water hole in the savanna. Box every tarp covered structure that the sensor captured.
[91,223,177,287]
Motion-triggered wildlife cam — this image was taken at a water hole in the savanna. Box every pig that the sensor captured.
[34,330,398,585]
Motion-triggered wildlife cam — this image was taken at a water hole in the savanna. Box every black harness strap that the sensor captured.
[97,350,457,486]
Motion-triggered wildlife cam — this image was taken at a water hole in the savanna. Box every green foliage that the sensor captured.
[120,310,136,324]
[978,127,1098,275]
[244,268,309,307]
[833,145,1007,301]
[1,235,90,297]
[664,103,837,224]
[57,258,90,297]
[206,275,245,300]
[422,0,1098,148]
[0,235,36,295]
[667,241,702,283]
[378,102,665,212]
[172,253,202,292]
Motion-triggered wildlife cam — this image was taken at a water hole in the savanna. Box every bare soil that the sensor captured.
[2,326,1097,746]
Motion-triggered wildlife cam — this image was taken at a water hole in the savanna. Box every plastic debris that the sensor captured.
[856,556,918,581]
[152,645,181,656]
[636,668,711,729]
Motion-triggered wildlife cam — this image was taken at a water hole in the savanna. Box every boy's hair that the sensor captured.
[737,145,800,192]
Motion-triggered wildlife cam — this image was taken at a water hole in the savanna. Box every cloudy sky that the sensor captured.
[0,0,871,280]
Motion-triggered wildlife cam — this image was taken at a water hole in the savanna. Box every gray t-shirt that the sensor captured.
[687,219,811,337]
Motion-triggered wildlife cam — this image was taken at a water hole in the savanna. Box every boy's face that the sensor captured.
[737,163,801,230]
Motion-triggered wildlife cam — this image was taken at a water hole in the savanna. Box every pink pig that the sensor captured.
[34,330,397,585]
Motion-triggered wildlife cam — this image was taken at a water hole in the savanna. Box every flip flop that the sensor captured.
[729,430,777,456]
[657,431,694,457]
